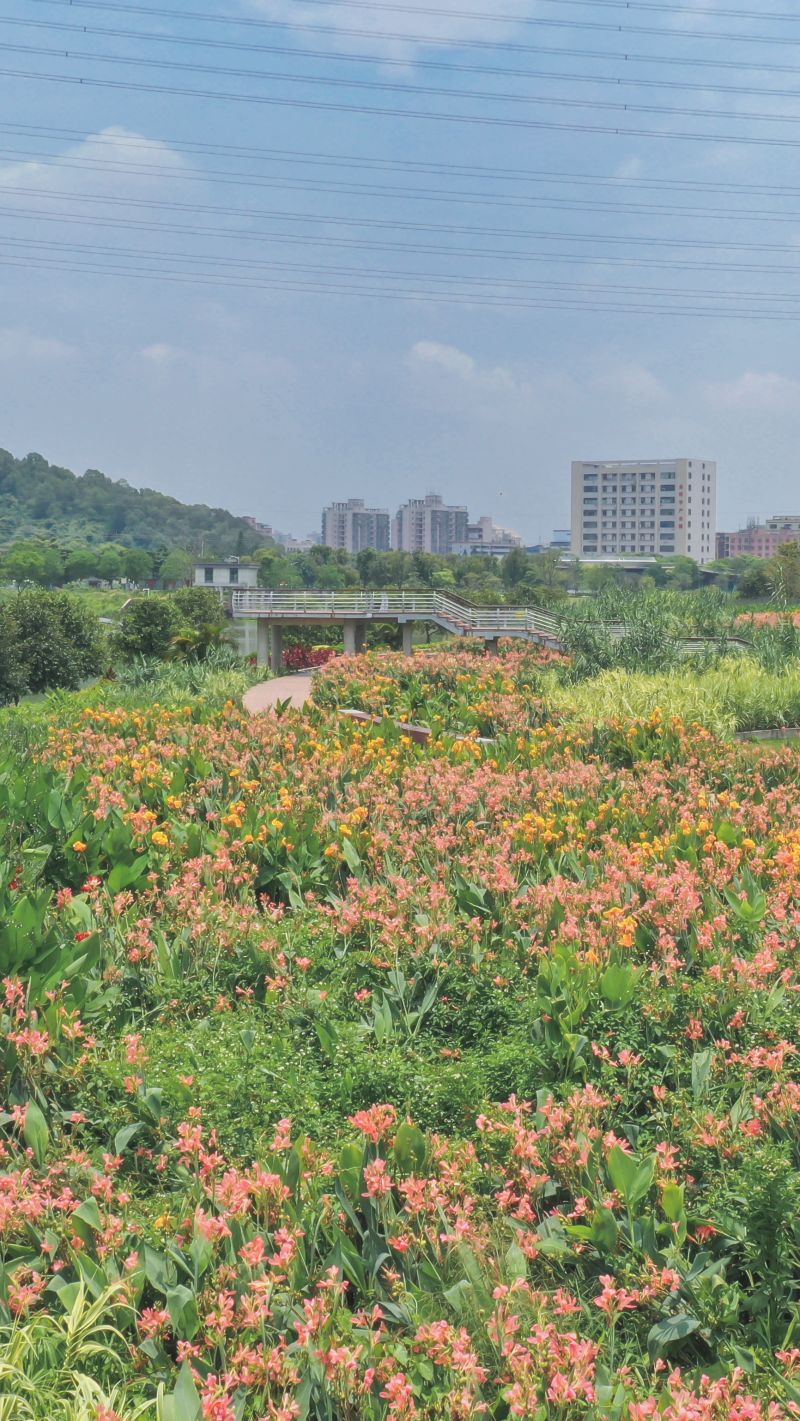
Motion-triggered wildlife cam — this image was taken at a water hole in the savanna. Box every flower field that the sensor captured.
[3,649,800,1419]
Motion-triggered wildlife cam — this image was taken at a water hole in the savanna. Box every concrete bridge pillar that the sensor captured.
[343,621,367,655]
[256,618,270,668]
[270,624,284,673]
[402,622,414,656]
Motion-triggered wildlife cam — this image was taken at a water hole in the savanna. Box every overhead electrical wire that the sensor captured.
[10,15,800,103]
[28,0,800,46]
[3,121,800,199]
[6,231,800,306]
[9,39,800,125]
[6,200,800,276]
[22,3,800,79]
[9,65,800,147]
[9,183,800,254]
[6,248,800,321]
[10,145,800,224]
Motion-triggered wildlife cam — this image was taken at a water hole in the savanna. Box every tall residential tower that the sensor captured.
[392,493,469,554]
[321,499,391,553]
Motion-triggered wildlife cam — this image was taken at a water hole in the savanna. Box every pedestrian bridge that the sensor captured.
[231,590,560,669]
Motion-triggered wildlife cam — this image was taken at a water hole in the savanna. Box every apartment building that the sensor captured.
[393,493,469,554]
[717,520,800,559]
[321,499,391,553]
[452,515,522,557]
[570,459,716,564]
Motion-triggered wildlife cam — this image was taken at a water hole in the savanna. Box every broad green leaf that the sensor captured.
[607,1145,654,1208]
[341,837,361,875]
[73,1198,103,1233]
[661,1182,685,1223]
[114,1122,144,1154]
[158,1361,202,1421]
[144,1244,176,1294]
[23,1101,49,1166]
[505,1240,527,1280]
[691,1048,714,1102]
[647,1313,701,1362]
[393,1121,426,1172]
[590,1206,618,1253]
[167,1284,201,1340]
[600,961,639,1008]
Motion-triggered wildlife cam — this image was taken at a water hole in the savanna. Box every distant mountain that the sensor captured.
[0,449,268,555]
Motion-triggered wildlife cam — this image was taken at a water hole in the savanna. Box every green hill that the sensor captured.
[0,449,267,555]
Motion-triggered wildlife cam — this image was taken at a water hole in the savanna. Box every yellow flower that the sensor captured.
[72,840,88,853]
[271,818,284,831]
[151,830,169,847]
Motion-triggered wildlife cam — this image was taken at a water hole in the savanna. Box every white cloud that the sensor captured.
[590,361,668,404]
[407,340,518,393]
[702,371,800,414]
[0,327,73,361]
[249,0,541,60]
[0,127,193,200]
[141,342,181,366]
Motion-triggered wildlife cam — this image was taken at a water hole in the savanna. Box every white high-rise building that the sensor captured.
[570,459,716,564]
[393,494,469,554]
[321,499,391,553]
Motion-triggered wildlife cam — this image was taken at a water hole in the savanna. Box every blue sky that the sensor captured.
[2,0,800,541]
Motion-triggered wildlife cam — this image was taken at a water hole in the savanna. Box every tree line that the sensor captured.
[0,448,265,554]
[0,588,230,707]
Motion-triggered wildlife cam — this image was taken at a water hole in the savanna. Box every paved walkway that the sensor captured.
[243,672,315,717]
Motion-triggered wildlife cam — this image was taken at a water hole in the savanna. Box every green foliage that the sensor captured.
[1,589,104,700]
[0,447,264,555]
[0,603,27,706]
[114,598,181,660]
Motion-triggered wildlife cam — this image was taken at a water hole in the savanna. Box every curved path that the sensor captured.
[243,672,314,716]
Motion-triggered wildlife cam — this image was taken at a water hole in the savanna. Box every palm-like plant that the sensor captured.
[0,1284,154,1420]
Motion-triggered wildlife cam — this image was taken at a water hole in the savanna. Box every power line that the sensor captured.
[10,15,800,103]
[9,183,800,253]
[3,121,800,198]
[9,65,800,148]
[10,145,800,224]
[6,231,800,303]
[6,199,800,275]
[24,2,800,79]
[5,249,800,319]
[9,40,800,125]
[29,0,800,46]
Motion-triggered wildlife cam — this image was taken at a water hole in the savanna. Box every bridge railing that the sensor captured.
[232,590,559,638]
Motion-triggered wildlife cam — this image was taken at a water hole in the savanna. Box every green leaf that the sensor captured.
[73,1250,107,1299]
[590,1206,618,1253]
[22,1101,49,1166]
[647,1313,701,1362]
[158,1361,202,1421]
[691,1048,714,1102]
[144,1244,176,1295]
[114,1122,144,1154]
[600,961,639,1008]
[341,837,362,875]
[661,1182,685,1223]
[73,1198,103,1233]
[607,1145,654,1208]
[505,1240,527,1281]
[107,855,149,894]
[167,1284,200,1340]
[393,1122,427,1172]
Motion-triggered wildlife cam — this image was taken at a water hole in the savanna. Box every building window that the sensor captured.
[229,567,239,584]
[204,567,214,584]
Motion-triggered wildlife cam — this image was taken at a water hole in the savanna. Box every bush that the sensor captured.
[114,596,180,660]
[10,588,103,695]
